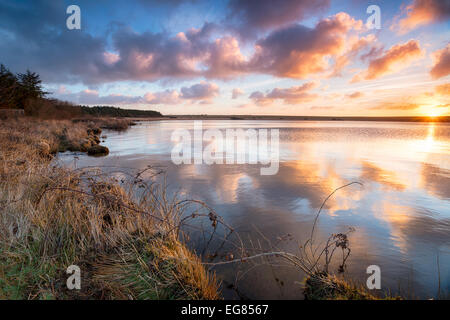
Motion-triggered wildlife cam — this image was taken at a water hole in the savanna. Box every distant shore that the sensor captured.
[129,115,450,123]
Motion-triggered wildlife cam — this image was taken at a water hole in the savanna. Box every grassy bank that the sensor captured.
[0,118,219,300]
[73,117,136,131]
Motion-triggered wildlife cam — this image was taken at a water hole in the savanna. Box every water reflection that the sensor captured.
[59,120,450,299]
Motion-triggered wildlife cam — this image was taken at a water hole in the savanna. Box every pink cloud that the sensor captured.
[204,37,247,78]
[430,44,450,80]
[250,81,319,105]
[144,90,180,105]
[249,13,364,79]
[231,88,244,99]
[103,52,120,65]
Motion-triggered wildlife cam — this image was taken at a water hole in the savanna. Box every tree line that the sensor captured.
[0,63,162,118]
[0,64,47,110]
[80,105,162,118]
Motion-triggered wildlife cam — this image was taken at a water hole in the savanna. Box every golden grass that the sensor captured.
[73,117,135,131]
[303,272,403,300]
[0,118,219,300]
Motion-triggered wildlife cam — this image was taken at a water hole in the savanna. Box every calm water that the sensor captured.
[59,120,450,299]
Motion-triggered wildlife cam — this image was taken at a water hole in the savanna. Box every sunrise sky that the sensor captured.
[1,0,449,116]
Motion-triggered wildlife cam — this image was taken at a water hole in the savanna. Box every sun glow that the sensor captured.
[421,103,447,118]
[428,107,442,118]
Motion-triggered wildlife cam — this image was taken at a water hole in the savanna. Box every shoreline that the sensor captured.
[127,115,450,123]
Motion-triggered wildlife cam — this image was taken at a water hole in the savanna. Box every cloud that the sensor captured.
[435,83,450,96]
[354,40,423,81]
[107,25,214,82]
[54,81,219,105]
[328,34,378,77]
[236,103,252,109]
[0,0,219,84]
[346,91,364,99]
[430,44,450,79]
[310,106,334,110]
[249,13,364,79]
[231,88,244,99]
[250,81,319,106]
[0,1,243,84]
[360,45,384,62]
[0,1,374,86]
[180,81,219,101]
[204,36,248,78]
[144,90,181,104]
[249,91,270,106]
[1,1,412,92]
[227,0,330,38]
[56,89,144,105]
[392,0,450,34]
[370,103,420,110]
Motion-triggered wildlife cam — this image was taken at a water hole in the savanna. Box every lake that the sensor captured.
[58,120,450,299]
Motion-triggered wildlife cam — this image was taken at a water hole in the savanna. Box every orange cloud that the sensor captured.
[329,34,378,77]
[435,83,450,96]
[393,0,450,34]
[370,102,420,111]
[346,91,363,99]
[250,81,319,105]
[310,106,334,110]
[430,44,450,80]
[355,40,423,81]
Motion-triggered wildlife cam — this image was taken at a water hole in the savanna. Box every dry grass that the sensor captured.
[303,272,398,300]
[0,118,219,300]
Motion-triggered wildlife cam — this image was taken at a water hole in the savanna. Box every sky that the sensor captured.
[0,0,449,116]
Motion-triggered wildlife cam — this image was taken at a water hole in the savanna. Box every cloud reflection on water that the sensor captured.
[59,120,450,298]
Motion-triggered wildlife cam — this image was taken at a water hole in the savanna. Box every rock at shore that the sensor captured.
[87,145,109,156]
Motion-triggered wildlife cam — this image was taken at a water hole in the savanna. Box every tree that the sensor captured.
[0,65,48,109]
[17,70,47,100]
[0,64,20,109]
